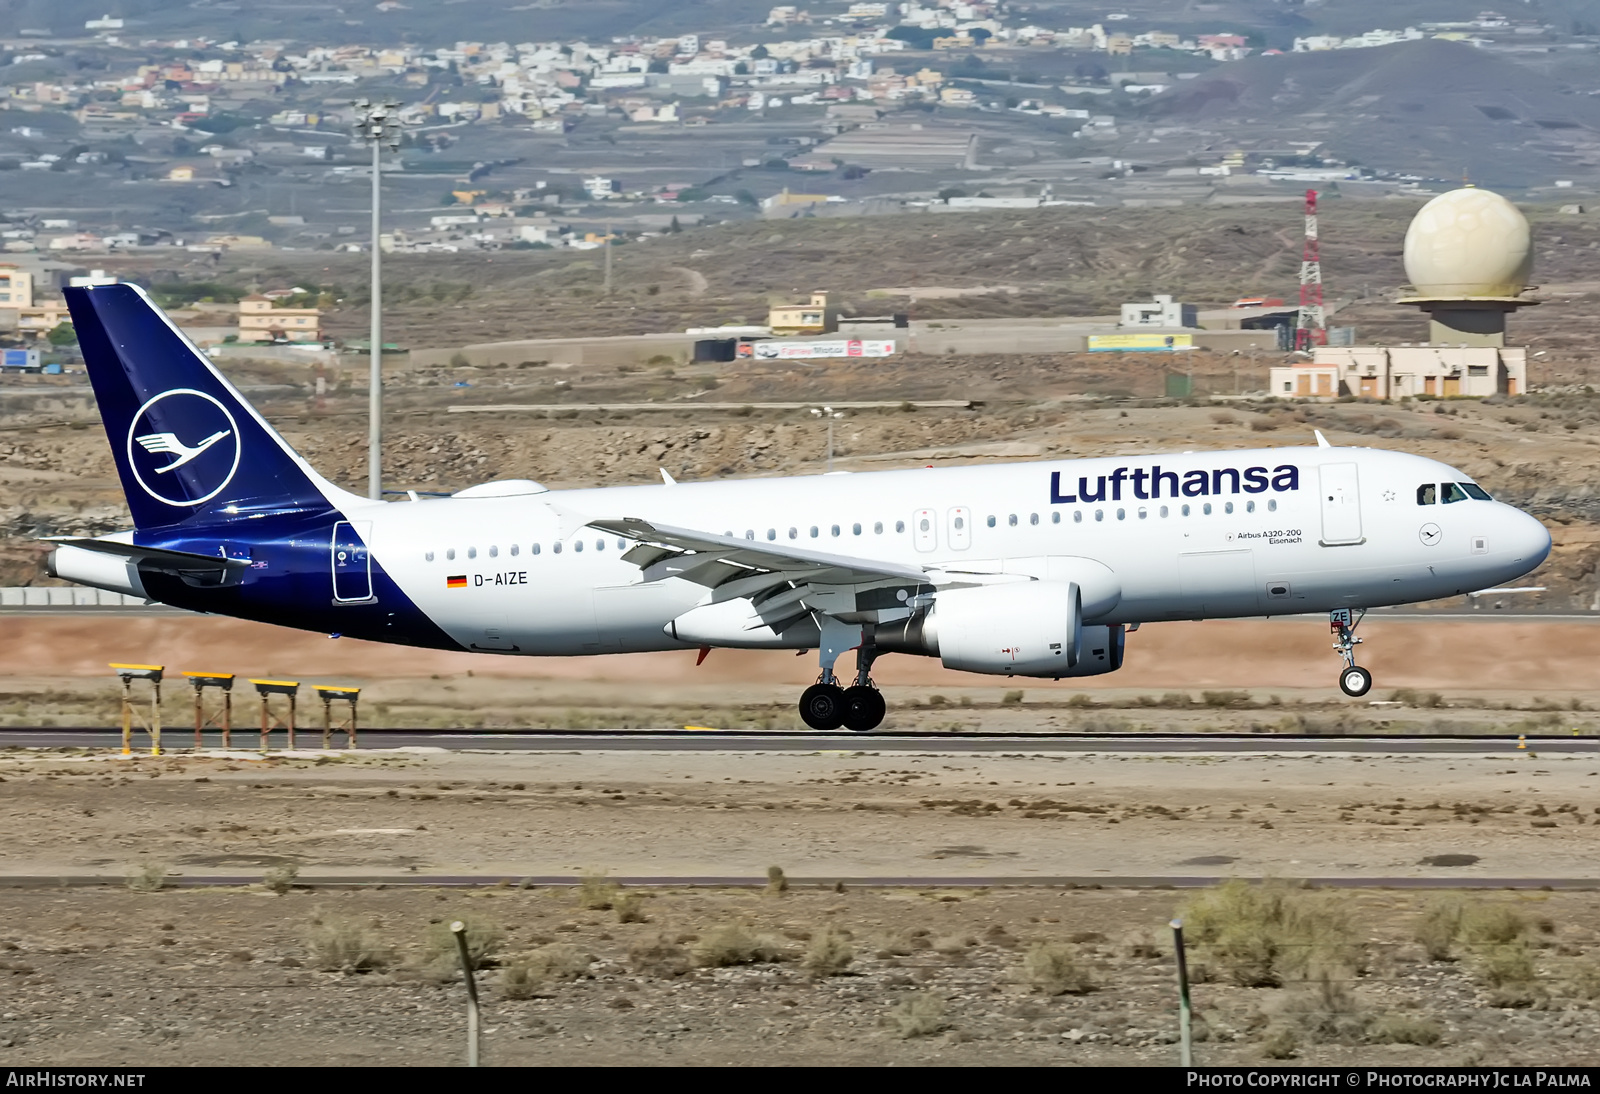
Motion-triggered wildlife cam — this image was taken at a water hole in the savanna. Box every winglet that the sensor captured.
[1314,429,1331,448]
[660,468,677,486]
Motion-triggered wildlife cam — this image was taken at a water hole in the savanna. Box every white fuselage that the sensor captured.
[351,445,1550,657]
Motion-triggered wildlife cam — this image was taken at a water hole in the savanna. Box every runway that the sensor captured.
[2,728,1596,753]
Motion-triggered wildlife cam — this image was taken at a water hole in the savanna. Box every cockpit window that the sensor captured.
[1417,484,1437,505]
[1460,482,1492,501]
[1442,482,1469,504]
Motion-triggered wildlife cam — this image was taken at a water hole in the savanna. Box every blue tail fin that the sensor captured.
[66,284,358,532]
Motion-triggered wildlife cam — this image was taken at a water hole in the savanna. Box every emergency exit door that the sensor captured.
[1318,464,1363,546]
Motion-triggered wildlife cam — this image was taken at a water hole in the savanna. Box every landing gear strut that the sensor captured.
[1331,608,1372,697]
[797,622,886,732]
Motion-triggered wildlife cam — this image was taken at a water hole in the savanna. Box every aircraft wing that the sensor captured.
[589,517,933,590]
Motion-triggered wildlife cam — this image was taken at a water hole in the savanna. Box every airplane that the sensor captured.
[46,284,1552,731]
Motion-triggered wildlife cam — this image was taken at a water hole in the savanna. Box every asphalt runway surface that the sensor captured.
[2,728,1597,754]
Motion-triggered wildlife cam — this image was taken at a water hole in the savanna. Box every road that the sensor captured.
[2,728,1596,753]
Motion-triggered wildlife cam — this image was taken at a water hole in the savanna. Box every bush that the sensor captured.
[801,927,854,977]
[888,993,950,1038]
[1415,897,1464,961]
[262,863,299,895]
[1259,1026,1298,1059]
[502,942,589,996]
[629,933,692,978]
[1001,690,1024,706]
[1182,880,1362,987]
[691,924,788,967]
[1477,941,1538,999]
[126,862,169,893]
[1367,1015,1443,1046]
[766,865,788,895]
[577,872,617,911]
[499,960,545,1000]
[614,891,646,923]
[1022,942,1095,995]
[309,918,390,973]
[1462,905,1524,946]
[1281,972,1370,1043]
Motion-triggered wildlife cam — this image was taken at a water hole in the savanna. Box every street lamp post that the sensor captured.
[353,99,402,500]
[810,406,845,472]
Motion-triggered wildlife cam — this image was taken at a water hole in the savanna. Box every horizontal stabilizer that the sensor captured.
[41,536,252,576]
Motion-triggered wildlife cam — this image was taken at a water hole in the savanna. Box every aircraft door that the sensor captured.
[1318,463,1364,546]
[948,506,971,550]
[913,509,937,552]
[331,520,374,602]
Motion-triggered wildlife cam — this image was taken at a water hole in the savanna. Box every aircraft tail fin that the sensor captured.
[65,284,364,532]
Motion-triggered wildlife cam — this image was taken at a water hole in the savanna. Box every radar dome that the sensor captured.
[1403,187,1532,299]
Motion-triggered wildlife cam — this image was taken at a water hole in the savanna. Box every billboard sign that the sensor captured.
[738,339,896,360]
[1087,333,1194,352]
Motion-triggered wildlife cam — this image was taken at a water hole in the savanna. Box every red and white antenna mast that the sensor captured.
[1296,188,1327,350]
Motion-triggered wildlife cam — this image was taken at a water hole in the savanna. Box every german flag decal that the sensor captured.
[446,575,467,589]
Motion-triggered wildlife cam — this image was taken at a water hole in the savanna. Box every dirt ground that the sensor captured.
[0,745,1598,1066]
[2,614,1600,734]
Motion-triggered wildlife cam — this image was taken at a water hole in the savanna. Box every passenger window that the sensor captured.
[1008,514,1018,527]
[1268,499,1277,512]
[467,547,477,559]
[895,521,905,533]
[919,517,930,532]
[446,548,456,560]
[986,515,996,528]
[553,542,561,554]
[874,522,883,534]
[1203,503,1213,516]
[767,529,776,541]
[1029,513,1039,526]
[1052,512,1061,524]
[1417,484,1437,505]
[1181,505,1190,517]
[617,539,626,550]
[532,544,541,555]
[952,516,963,530]
[789,527,798,539]
[1461,483,1492,501]
[1245,501,1255,514]
[510,544,519,557]
[1094,510,1104,522]
[574,540,583,552]
[831,524,841,536]
[489,545,498,558]
[1159,506,1169,518]
[596,539,605,551]
[745,530,755,540]
[1073,511,1082,524]
[1443,483,1469,504]
[852,523,862,535]
[1224,502,1234,515]
[425,550,434,562]
[1137,508,1147,519]
[1116,508,1126,520]
[810,526,819,538]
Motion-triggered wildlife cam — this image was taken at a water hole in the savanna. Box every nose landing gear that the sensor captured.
[1331,608,1372,697]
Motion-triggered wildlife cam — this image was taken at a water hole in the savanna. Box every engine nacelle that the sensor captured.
[929,580,1082,678]
[1061,624,1125,678]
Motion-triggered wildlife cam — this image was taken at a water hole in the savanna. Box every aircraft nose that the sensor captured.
[1504,507,1552,569]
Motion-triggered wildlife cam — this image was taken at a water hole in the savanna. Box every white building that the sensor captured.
[1269,345,1527,400]
[1120,294,1197,329]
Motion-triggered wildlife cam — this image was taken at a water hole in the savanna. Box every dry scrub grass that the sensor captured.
[423,915,503,972]
[125,862,169,893]
[1182,880,1362,988]
[888,993,950,1039]
[308,918,391,973]
[262,863,299,895]
[499,943,592,999]
[577,872,617,911]
[628,933,692,978]
[800,927,854,977]
[691,924,789,967]
[1021,942,1096,995]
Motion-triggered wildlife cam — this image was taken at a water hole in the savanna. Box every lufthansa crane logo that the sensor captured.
[125,389,241,507]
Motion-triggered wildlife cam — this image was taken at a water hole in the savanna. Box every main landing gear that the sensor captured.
[1331,608,1372,697]
[798,632,885,732]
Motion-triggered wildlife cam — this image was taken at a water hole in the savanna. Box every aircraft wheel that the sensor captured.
[1339,666,1373,698]
[799,683,847,730]
[841,686,887,732]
